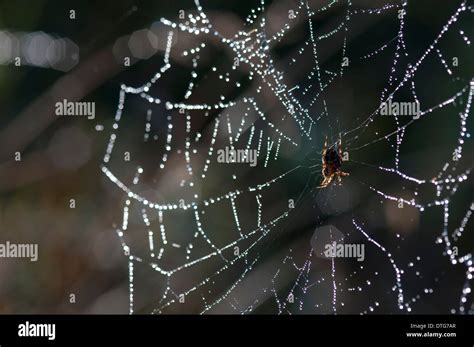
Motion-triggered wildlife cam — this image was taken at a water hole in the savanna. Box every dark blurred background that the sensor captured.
[0,0,472,314]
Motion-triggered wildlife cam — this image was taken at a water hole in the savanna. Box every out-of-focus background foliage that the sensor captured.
[0,0,472,314]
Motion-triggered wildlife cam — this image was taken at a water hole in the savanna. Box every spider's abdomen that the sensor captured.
[319,140,349,188]
[324,148,342,170]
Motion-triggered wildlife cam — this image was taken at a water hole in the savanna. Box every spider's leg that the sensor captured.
[321,163,327,177]
[339,171,350,177]
[318,174,334,188]
[318,179,328,189]
[326,174,334,186]
[322,136,328,163]
[318,171,328,188]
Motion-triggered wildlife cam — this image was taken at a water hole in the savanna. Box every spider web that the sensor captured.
[101,0,473,314]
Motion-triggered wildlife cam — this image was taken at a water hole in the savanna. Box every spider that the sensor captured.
[319,136,349,188]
